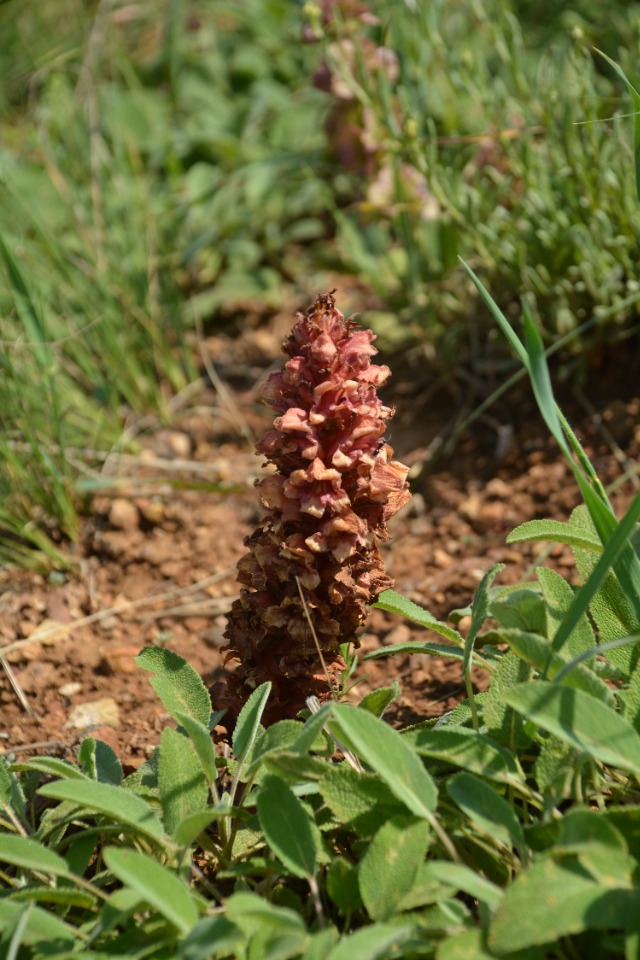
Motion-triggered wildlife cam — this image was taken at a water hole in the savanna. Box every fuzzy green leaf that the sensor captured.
[364,641,465,662]
[493,628,614,706]
[424,861,502,911]
[374,590,464,645]
[507,518,602,553]
[326,859,362,916]
[538,565,597,659]
[446,772,526,855]
[330,704,438,819]
[406,727,523,784]
[326,923,415,960]
[483,651,531,748]
[103,846,199,934]
[0,900,77,950]
[175,711,219,785]
[78,736,123,785]
[358,814,430,921]
[177,916,244,960]
[10,757,89,781]
[38,779,164,842]
[504,681,640,773]
[257,774,318,878]
[233,681,271,761]
[159,727,208,838]
[136,646,211,729]
[489,855,639,954]
[358,683,402,717]
[319,764,405,834]
[0,834,70,878]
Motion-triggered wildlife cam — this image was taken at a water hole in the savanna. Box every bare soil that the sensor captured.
[1,325,639,772]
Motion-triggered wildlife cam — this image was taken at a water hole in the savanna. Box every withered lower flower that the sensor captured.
[218,292,410,722]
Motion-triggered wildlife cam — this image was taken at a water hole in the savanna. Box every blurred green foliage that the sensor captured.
[316,0,640,356]
[0,0,639,564]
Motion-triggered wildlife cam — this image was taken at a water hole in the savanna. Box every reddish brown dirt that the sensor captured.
[1,328,639,770]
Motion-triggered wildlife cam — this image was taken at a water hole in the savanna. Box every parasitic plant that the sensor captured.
[219,293,410,722]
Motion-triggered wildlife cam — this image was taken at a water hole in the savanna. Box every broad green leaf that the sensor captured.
[103,846,198,934]
[136,646,211,728]
[358,815,430,920]
[374,590,464,645]
[177,916,244,960]
[358,683,401,717]
[78,736,123,785]
[0,834,69,878]
[0,900,77,949]
[326,923,415,960]
[446,773,526,856]
[302,928,340,960]
[246,720,306,777]
[493,628,614,706]
[489,856,639,954]
[406,727,523,784]
[507,518,602,553]
[256,774,318,878]
[330,704,438,819]
[490,587,546,634]
[326,859,362,915]
[603,807,640,862]
[294,703,333,753]
[319,764,405,834]
[174,810,228,847]
[537,566,597,659]
[436,929,495,960]
[503,681,640,774]
[233,681,271,761]
[265,752,329,785]
[483,651,531,748]
[38,780,164,842]
[159,727,208,837]
[424,861,502,910]
[10,757,89,781]
[175,710,219,785]
[225,892,306,936]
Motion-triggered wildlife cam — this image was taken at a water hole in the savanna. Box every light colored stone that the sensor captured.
[109,499,139,531]
[66,697,120,730]
[59,681,82,697]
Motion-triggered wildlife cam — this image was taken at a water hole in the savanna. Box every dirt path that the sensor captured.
[1,330,638,770]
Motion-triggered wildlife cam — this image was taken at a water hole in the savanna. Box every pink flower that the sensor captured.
[218,293,410,721]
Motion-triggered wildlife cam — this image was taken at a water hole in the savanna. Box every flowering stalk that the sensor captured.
[219,292,410,721]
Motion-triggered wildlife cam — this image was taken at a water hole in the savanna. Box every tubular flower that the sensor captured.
[219,292,410,721]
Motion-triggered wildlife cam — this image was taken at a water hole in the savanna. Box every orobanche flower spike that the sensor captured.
[219,292,410,722]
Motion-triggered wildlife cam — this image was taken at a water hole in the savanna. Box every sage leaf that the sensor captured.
[358,814,430,920]
[103,846,198,934]
[159,727,208,837]
[136,646,211,728]
[38,780,164,842]
[256,774,318,878]
[503,681,640,773]
[330,704,437,819]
